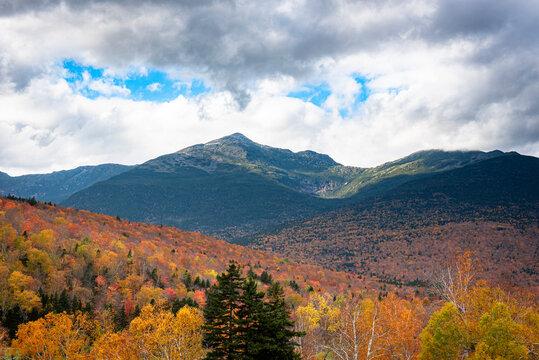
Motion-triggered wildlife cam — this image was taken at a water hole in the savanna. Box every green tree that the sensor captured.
[237,278,266,359]
[470,303,528,360]
[203,262,302,360]
[257,282,302,360]
[420,303,467,360]
[203,261,244,360]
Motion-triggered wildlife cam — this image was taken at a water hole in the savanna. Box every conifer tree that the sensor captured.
[237,278,266,359]
[203,261,244,360]
[258,282,302,360]
[203,263,302,360]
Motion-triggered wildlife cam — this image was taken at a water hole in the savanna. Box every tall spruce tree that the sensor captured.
[257,282,302,360]
[237,278,266,359]
[203,262,302,360]
[203,261,244,360]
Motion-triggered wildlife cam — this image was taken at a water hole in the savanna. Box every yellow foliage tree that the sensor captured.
[92,305,204,360]
[129,305,205,360]
[91,332,137,360]
[11,312,92,360]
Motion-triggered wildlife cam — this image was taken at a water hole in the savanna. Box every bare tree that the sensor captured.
[322,298,387,360]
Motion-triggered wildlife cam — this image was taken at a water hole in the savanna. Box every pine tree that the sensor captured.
[203,263,303,360]
[257,282,302,360]
[183,270,193,289]
[203,261,244,360]
[237,278,266,359]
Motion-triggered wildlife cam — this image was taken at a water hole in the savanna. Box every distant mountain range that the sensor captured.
[0,164,132,203]
[48,133,507,238]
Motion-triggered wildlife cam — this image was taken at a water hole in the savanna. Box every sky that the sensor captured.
[0,0,538,175]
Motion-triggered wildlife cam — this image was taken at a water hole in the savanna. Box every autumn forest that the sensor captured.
[0,196,537,359]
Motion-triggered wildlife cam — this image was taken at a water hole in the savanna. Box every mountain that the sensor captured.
[61,134,509,239]
[172,132,362,196]
[326,149,504,199]
[61,134,342,238]
[248,153,539,287]
[0,164,133,203]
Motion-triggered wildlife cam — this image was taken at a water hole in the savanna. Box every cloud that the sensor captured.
[0,0,537,174]
[146,83,161,92]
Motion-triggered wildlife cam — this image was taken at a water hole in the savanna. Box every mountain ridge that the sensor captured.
[247,152,539,286]
[0,163,133,204]
[58,133,519,240]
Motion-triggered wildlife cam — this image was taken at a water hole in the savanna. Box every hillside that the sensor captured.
[0,164,132,203]
[60,134,506,239]
[332,149,503,200]
[248,153,539,287]
[0,196,370,338]
[61,156,339,239]
[0,196,361,294]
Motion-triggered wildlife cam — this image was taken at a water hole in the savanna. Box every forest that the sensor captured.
[0,197,537,359]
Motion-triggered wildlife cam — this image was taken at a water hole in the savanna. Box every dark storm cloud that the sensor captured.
[1,0,426,98]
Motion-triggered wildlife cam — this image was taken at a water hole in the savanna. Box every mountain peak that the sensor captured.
[151,133,339,176]
[220,132,252,142]
[205,132,256,149]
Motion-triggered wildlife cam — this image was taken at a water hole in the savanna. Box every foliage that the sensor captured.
[11,312,93,360]
[0,196,537,359]
[0,196,358,345]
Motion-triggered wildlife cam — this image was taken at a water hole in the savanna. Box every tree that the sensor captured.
[257,282,302,360]
[129,304,205,360]
[91,332,136,360]
[11,312,92,360]
[236,278,266,359]
[203,261,244,360]
[431,251,478,319]
[203,262,302,360]
[324,297,386,360]
[469,302,529,360]
[419,303,467,360]
[92,305,204,360]
[379,293,426,360]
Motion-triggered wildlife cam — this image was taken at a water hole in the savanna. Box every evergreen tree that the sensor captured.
[183,270,193,289]
[203,263,303,360]
[260,270,272,285]
[114,305,130,331]
[237,278,266,359]
[194,275,202,288]
[58,289,70,313]
[203,261,244,360]
[257,282,302,360]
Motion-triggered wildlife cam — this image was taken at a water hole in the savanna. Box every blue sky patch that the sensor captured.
[62,59,210,102]
[337,74,372,118]
[287,76,372,117]
[353,74,372,104]
[287,82,331,107]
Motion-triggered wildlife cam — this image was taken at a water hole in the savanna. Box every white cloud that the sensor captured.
[146,82,161,92]
[0,0,537,174]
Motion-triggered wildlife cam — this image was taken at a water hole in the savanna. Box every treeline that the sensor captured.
[4,194,38,206]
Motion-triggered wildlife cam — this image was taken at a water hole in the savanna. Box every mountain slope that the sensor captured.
[61,136,345,238]
[0,164,133,203]
[0,196,369,341]
[61,134,509,239]
[328,149,504,199]
[249,153,539,287]
[174,133,363,196]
